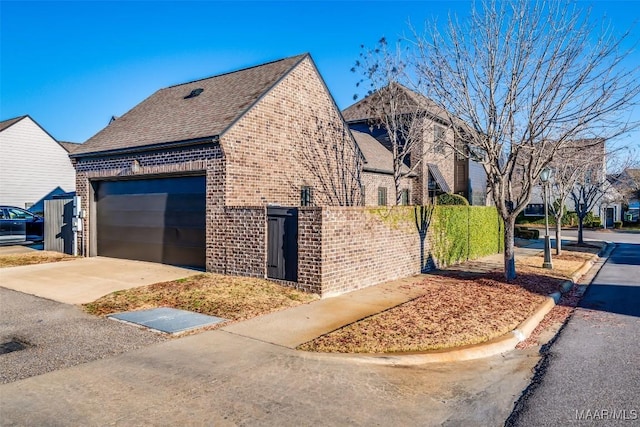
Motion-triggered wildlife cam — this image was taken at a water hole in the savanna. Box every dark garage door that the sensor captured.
[96,175,206,269]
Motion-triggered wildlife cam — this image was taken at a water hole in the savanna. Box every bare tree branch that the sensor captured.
[293,107,363,206]
[408,0,640,279]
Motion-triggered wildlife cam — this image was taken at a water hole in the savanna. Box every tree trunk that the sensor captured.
[577,217,584,245]
[555,219,562,256]
[504,216,517,281]
[394,170,401,205]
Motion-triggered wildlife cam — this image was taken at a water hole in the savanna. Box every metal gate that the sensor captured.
[44,198,73,254]
[267,207,298,282]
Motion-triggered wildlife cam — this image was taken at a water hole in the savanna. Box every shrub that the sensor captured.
[432,206,502,266]
[432,206,468,266]
[468,207,503,258]
[436,193,469,206]
[589,217,602,228]
[614,221,623,229]
[561,211,577,226]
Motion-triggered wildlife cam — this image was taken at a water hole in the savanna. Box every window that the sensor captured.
[455,136,467,161]
[434,126,446,154]
[401,189,410,206]
[524,204,544,216]
[301,186,313,207]
[378,187,387,206]
[7,208,33,220]
[361,185,366,206]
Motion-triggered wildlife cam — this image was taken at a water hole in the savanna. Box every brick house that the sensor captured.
[343,84,488,206]
[351,130,414,206]
[70,54,364,279]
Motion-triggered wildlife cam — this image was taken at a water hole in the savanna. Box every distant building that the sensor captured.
[609,168,640,222]
[342,84,488,206]
[0,115,76,212]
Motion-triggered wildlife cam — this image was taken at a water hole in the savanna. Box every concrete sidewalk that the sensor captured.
[221,240,552,350]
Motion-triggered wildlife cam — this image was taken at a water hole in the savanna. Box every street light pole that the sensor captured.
[541,168,553,269]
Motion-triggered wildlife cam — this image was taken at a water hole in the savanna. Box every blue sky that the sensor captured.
[2,0,640,150]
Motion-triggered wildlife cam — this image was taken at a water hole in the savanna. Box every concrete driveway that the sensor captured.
[0,256,201,304]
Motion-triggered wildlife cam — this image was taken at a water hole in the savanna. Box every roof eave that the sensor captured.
[363,166,416,178]
[70,135,220,159]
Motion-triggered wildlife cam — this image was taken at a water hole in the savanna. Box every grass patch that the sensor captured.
[299,252,590,354]
[82,273,318,321]
[0,251,78,268]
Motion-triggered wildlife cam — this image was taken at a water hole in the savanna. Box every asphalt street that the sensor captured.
[507,231,640,426]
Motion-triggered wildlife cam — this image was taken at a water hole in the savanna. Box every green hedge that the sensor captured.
[469,207,503,258]
[432,206,503,267]
[436,193,470,206]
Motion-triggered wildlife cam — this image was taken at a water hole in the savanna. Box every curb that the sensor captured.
[305,242,613,366]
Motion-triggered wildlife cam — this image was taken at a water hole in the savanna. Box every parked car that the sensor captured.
[0,206,44,244]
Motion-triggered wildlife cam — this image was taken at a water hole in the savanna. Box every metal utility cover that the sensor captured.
[109,307,225,334]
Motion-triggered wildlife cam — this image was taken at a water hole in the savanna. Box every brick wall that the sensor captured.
[297,208,323,293]
[222,56,362,208]
[362,171,413,206]
[297,206,428,297]
[224,206,266,277]
[73,145,224,263]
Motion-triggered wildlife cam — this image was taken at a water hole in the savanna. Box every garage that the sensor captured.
[94,175,206,269]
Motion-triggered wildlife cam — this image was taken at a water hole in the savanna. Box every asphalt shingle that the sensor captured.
[73,54,307,156]
[351,129,411,175]
[0,116,27,133]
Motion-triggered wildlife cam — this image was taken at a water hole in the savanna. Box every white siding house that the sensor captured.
[0,116,76,211]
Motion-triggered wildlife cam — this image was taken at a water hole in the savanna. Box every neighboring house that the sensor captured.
[609,168,640,222]
[58,141,82,154]
[70,54,363,275]
[0,115,76,212]
[351,130,414,205]
[525,139,623,227]
[342,84,488,206]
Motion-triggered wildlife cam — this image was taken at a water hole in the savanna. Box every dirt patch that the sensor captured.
[299,255,588,354]
[0,251,78,268]
[517,252,595,279]
[83,273,318,322]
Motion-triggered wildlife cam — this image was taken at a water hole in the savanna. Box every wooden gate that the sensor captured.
[44,198,73,254]
[267,207,298,282]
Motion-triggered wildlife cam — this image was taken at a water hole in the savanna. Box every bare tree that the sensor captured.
[294,110,363,206]
[351,38,425,204]
[570,172,612,245]
[570,145,632,244]
[547,141,603,255]
[409,0,640,280]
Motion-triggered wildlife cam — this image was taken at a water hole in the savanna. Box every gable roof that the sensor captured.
[351,129,412,176]
[58,141,82,153]
[73,54,308,156]
[343,83,449,124]
[0,115,60,143]
[0,115,28,132]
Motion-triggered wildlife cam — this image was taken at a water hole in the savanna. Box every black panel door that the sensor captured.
[96,176,206,268]
[267,207,298,282]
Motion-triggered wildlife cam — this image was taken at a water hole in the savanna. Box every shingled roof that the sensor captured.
[343,83,448,124]
[73,54,308,156]
[58,141,82,153]
[351,129,412,176]
[0,116,28,132]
